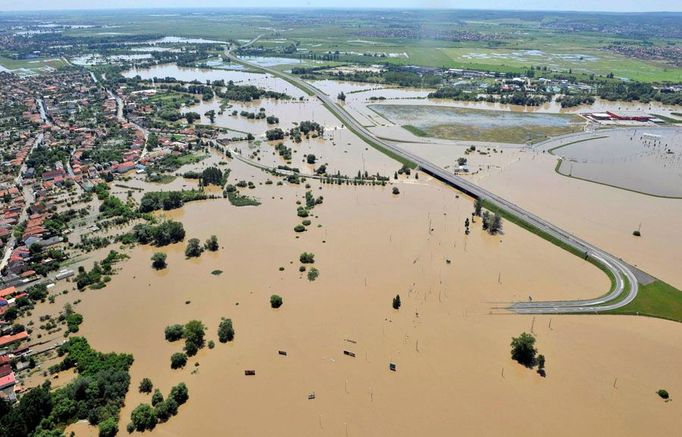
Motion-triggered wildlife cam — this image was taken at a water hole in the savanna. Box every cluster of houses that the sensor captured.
[0,286,32,403]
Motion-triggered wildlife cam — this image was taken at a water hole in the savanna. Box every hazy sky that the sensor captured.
[2,0,681,13]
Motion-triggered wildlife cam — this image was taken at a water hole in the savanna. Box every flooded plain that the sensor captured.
[22,61,682,437]
[52,155,682,437]
[552,128,682,197]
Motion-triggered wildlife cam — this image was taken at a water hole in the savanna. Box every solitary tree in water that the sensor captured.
[392,294,401,310]
[510,332,537,367]
[151,252,167,270]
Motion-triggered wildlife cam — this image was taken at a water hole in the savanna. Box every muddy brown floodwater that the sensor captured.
[43,65,682,436]
[58,154,682,436]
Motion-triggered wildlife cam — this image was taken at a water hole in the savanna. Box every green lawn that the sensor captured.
[608,280,682,323]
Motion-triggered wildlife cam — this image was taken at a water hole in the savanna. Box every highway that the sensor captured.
[227,43,639,315]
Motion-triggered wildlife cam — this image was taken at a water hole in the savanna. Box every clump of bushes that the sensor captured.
[300,252,315,264]
[170,352,188,369]
[218,318,234,343]
[270,295,283,308]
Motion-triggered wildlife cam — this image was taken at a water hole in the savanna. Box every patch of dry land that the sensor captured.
[40,137,679,436]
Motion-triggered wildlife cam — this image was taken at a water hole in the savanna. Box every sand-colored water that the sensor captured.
[48,157,680,436]
[31,65,682,437]
[478,148,682,289]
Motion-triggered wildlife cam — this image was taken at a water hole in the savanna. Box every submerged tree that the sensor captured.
[204,235,219,251]
[392,294,401,310]
[185,238,203,258]
[151,252,167,270]
[510,332,537,367]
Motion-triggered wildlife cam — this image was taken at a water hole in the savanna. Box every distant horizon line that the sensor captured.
[2,6,682,14]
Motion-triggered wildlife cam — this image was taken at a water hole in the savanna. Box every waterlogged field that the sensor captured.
[369,104,585,144]
[57,154,682,437]
[553,128,682,198]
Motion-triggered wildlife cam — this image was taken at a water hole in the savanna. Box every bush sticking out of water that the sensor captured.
[657,389,670,399]
[170,352,188,369]
[633,230,641,237]
[208,340,215,349]
[270,295,284,308]
[139,378,153,394]
[185,238,204,258]
[131,403,157,431]
[392,187,400,195]
[98,417,118,437]
[511,332,537,368]
[307,267,320,281]
[294,224,306,233]
[300,252,315,264]
[151,389,164,406]
[218,318,235,343]
[151,252,167,270]
[169,382,189,405]
[211,270,223,276]
[183,320,206,356]
[165,324,184,342]
[392,294,401,310]
[205,235,219,251]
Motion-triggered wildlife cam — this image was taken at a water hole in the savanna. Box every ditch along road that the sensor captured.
[226,46,639,315]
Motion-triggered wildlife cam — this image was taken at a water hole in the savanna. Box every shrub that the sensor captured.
[270,295,283,308]
[151,389,164,406]
[130,403,157,431]
[208,340,215,349]
[183,320,206,356]
[169,383,189,405]
[155,398,178,422]
[392,187,400,195]
[151,252,167,270]
[185,238,203,258]
[510,332,537,367]
[165,324,184,342]
[218,318,234,343]
[392,294,401,309]
[307,267,319,281]
[205,235,219,251]
[633,230,641,237]
[170,352,188,369]
[299,252,315,264]
[294,224,306,233]
[98,417,118,437]
[657,389,670,399]
[139,378,153,394]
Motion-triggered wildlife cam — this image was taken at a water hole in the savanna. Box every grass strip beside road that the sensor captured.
[607,280,682,322]
[402,125,429,137]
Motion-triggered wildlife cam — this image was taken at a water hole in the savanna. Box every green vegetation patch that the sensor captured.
[608,280,682,323]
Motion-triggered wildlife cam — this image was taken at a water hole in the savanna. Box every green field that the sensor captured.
[0,56,67,74]
[608,280,682,323]
[47,10,682,83]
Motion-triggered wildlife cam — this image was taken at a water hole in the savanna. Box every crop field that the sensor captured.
[47,9,681,83]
